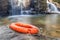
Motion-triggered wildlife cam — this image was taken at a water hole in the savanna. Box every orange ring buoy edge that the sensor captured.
[9,22,39,34]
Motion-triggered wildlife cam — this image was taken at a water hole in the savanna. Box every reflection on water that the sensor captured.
[0,15,46,27]
[7,15,46,27]
[45,14,60,38]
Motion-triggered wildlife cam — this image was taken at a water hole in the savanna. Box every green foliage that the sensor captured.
[53,0,60,4]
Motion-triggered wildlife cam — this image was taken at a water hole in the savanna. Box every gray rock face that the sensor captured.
[34,0,47,12]
[0,0,9,17]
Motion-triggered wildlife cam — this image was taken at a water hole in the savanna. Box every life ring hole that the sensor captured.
[15,23,32,28]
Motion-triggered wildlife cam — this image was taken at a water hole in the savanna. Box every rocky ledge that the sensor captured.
[0,25,47,40]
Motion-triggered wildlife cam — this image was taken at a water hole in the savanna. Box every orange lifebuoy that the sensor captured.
[9,22,39,34]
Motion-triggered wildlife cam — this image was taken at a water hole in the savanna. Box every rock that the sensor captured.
[34,0,47,12]
[0,0,9,17]
[0,25,59,40]
[0,25,45,40]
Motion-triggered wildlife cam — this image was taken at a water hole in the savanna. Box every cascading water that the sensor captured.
[9,0,59,16]
[9,0,35,15]
[47,0,59,12]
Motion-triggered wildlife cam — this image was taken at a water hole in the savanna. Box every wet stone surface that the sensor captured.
[0,25,60,40]
[0,25,47,40]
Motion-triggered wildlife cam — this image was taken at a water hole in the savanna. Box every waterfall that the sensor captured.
[9,0,59,16]
[9,0,34,15]
[47,0,59,12]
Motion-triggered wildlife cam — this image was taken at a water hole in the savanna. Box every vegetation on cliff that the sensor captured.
[53,0,60,4]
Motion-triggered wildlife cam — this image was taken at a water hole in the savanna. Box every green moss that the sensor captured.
[53,0,60,4]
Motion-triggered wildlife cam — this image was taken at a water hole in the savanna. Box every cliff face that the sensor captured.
[0,0,47,17]
[33,0,47,13]
[0,0,9,17]
[40,0,47,11]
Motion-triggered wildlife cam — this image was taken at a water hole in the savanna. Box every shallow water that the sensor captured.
[0,15,46,27]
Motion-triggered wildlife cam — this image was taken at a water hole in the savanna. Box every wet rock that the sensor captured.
[0,26,40,40]
[0,25,59,40]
